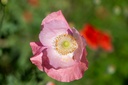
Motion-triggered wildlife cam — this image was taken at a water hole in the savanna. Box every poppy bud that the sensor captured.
[1,0,8,5]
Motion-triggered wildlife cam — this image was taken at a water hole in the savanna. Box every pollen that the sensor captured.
[54,34,78,55]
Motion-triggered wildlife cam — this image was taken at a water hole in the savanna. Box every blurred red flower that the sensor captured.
[23,11,33,22]
[80,24,99,50]
[99,32,113,52]
[80,24,113,52]
[28,0,39,7]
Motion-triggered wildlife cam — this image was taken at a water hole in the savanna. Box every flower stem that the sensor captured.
[93,49,101,61]
[0,5,5,37]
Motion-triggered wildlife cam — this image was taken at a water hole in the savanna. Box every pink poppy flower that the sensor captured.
[30,10,88,82]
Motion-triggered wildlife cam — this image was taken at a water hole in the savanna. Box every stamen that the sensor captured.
[54,34,78,55]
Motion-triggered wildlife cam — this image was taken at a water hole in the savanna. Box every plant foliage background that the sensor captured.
[0,0,128,85]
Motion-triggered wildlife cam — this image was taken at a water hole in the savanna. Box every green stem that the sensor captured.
[93,49,101,61]
[0,6,5,36]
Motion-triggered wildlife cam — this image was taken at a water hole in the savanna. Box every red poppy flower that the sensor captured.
[99,32,113,52]
[80,24,99,50]
[80,24,113,52]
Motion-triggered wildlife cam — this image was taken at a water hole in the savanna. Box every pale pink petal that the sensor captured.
[41,10,69,28]
[30,42,43,55]
[30,42,46,71]
[46,48,75,68]
[39,20,69,47]
[30,52,43,71]
[71,28,86,61]
[44,49,88,82]
[39,10,71,47]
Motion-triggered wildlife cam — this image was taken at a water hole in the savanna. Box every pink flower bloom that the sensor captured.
[30,10,88,82]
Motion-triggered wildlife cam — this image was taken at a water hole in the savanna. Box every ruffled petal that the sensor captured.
[39,20,69,47]
[71,28,86,61]
[30,52,43,71]
[46,48,75,68]
[39,11,70,47]
[30,42,43,55]
[30,42,46,71]
[44,48,88,82]
[39,10,71,47]
[41,10,69,28]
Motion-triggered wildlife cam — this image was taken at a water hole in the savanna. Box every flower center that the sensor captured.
[62,41,70,48]
[55,34,78,55]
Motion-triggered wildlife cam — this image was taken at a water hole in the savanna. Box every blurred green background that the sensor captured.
[0,0,128,85]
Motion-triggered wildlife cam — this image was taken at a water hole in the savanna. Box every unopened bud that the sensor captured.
[1,0,8,5]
